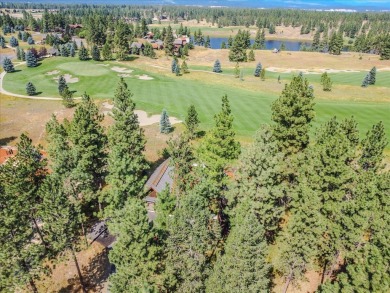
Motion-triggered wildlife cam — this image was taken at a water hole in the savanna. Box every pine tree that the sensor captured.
[185,104,200,137]
[320,72,332,91]
[197,95,240,185]
[234,62,240,78]
[171,58,177,73]
[206,200,271,293]
[59,45,68,57]
[175,63,181,76]
[229,125,284,242]
[160,109,172,134]
[253,29,265,49]
[0,133,48,293]
[368,66,376,85]
[78,45,89,61]
[108,198,159,292]
[37,174,87,292]
[58,75,68,95]
[9,36,18,47]
[204,35,211,48]
[164,25,175,55]
[229,30,248,62]
[164,183,215,292]
[248,49,255,61]
[254,62,262,77]
[278,75,281,83]
[181,59,189,73]
[20,48,26,61]
[27,36,34,45]
[167,134,195,196]
[359,121,388,171]
[329,31,344,55]
[26,50,37,67]
[221,41,226,49]
[2,57,14,73]
[91,45,100,61]
[213,59,222,73]
[67,93,107,211]
[102,41,112,60]
[271,74,315,155]
[361,73,369,87]
[105,78,149,213]
[61,87,75,108]
[25,82,36,96]
[260,68,266,80]
[0,37,5,48]
[70,44,75,57]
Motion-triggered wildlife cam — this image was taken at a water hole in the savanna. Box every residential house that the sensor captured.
[0,146,17,165]
[144,158,173,213]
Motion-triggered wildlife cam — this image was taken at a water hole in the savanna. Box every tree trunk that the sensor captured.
[29,277,38,293]
[71,246,87,293]
[81,221,89,247]
[320,260,328,284]
[32,216,48,248]
[282,275,292,293]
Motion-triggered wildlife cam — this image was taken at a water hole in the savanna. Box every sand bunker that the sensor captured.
[111,66,133,74]
[118,73,132,78]
[267,67,361,74]
[53,74,79,83]
[138,74,154,80]
[102,102,181,126]
[46,70,60,75]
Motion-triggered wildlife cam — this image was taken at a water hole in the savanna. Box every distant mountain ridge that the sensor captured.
[3,0,390,11]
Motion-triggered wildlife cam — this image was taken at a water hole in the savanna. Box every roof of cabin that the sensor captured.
[145,158,173,193]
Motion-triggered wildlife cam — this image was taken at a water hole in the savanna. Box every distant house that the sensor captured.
[47,47,59,57]
[130,42,145,54]
[144,32,154,39]
[144,158,174,212]
[149,39,164,50]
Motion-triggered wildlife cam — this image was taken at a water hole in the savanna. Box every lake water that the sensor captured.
[208,38,311,51]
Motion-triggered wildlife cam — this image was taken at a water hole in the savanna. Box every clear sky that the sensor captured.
[5,0,390,10]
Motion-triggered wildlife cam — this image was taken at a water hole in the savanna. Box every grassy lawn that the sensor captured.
[3,56,390,142]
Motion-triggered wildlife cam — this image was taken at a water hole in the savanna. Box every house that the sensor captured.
[130,42,144,54]
[144,158,174,213]
[149,39,164,50]
[144,32,154,39]
[47,47,59,57]
[69,24,83,29]
[0,146,17,165]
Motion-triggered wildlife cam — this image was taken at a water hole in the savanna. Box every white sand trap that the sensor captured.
[53,74,79,83]
[118,73,132,78]
[102,102,181,126]
[267,67,361,74]
[111,66,133,74]
[138,74,154,80]
[46,70,60,75]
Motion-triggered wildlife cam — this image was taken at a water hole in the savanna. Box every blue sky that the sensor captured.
[5,0,390,10]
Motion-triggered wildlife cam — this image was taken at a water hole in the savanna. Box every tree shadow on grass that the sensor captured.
[125,56,139,61]
[0,136,17,145]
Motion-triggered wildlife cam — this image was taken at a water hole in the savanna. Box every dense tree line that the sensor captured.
[1,4,390,57]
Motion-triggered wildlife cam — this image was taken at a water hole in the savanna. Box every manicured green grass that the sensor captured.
[189,65,390,87]
[3,57,389,141]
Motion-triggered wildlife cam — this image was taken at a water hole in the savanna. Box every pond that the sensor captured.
[207,37,312,51]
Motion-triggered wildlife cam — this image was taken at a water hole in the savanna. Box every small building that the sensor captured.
[0,146,17,165]
[144,158,173,212]
[47,47,59,57]
[144,32,154,39]
[69,24,83,29]
[150,39,164,50]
